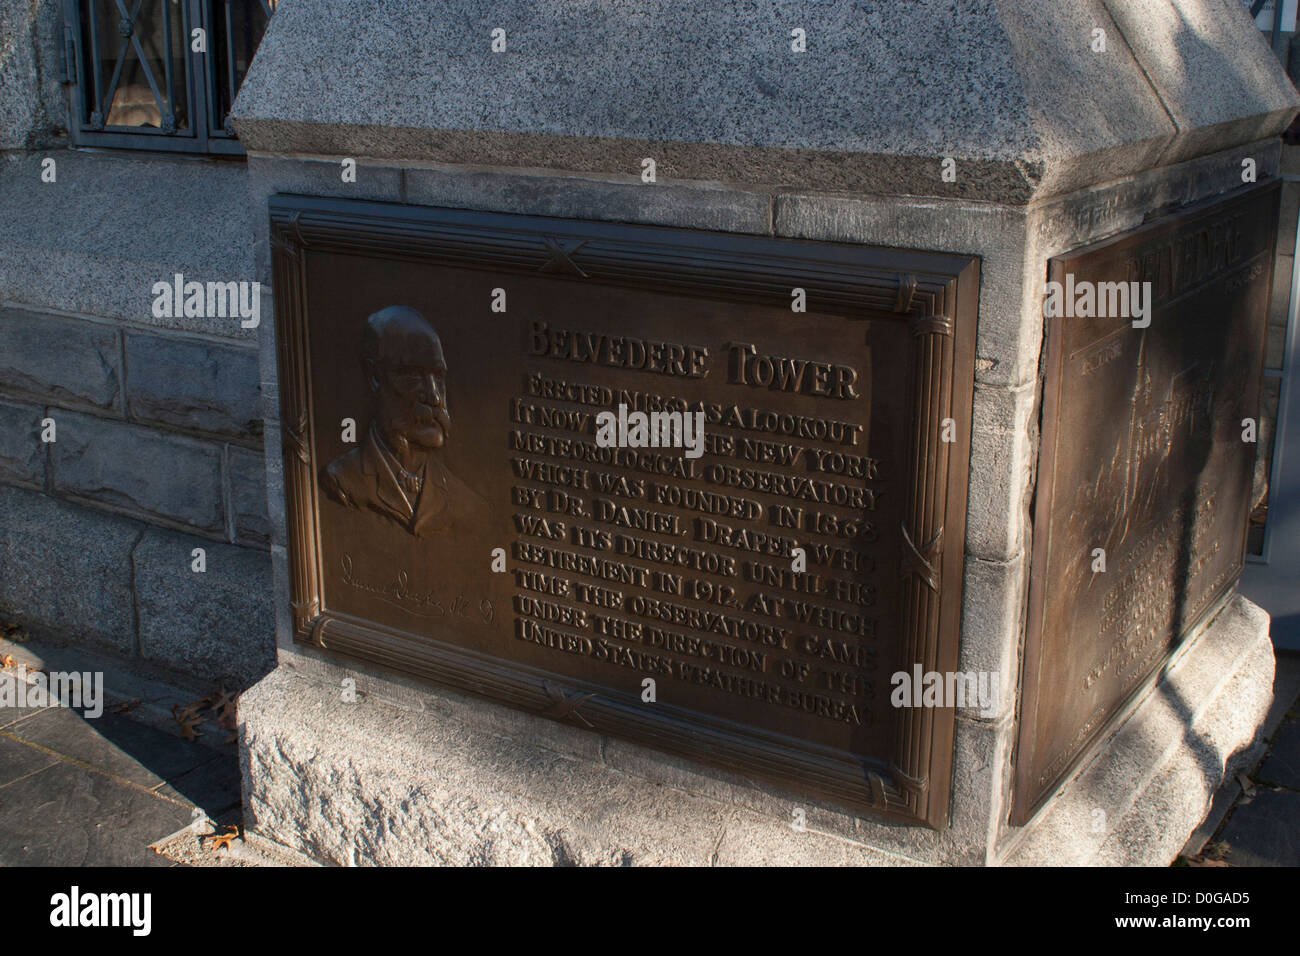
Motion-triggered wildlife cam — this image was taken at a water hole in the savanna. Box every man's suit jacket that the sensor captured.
[321,428,491,538]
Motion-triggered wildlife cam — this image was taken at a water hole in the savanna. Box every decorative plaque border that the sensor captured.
[270,195,980,827]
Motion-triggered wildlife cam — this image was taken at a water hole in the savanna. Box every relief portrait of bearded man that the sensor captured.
[321,305,491,538]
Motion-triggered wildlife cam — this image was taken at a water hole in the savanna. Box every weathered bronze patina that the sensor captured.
[272,196,978,826]
[1015,182,1279,824]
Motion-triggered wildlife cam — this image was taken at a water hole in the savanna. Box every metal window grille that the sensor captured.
[62,0,275,154]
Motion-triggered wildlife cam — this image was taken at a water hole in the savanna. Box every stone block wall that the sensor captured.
[1,1,276,687]
[0,305,274,686]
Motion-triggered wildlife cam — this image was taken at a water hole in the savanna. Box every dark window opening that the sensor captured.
[63,0,275,155]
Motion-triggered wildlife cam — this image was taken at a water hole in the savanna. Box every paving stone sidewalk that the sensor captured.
[0,683,243,866]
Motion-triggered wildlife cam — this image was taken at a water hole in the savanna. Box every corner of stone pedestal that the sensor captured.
[999,594,1275,866]
[227,0,1293,868]
[237,652,942,866]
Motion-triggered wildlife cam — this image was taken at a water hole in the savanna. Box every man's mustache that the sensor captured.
[411,404,451,432]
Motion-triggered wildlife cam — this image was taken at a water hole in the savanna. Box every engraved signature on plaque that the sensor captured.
[338,553,494,622]
[320,305,491,537]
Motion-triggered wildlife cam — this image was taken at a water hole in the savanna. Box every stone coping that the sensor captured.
[231,0,1298,203]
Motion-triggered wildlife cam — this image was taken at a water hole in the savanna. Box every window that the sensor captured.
[62,0,275,154]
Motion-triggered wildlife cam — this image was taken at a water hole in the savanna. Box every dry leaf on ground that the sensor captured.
[172,703,208,741]
[207,826,241,852]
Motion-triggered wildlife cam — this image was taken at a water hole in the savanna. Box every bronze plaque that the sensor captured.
[271,196,979,826]
[1014,182,1279,823]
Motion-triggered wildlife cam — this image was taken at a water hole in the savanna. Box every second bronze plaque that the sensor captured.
[1016,183,1278,824]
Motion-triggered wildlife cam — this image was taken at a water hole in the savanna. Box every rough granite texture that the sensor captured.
[0,485,141,653]
[0,0,64,150]
[241,654,923,866]
[240,594,1272,866]
[231,0,1298,202]
[1003,596,1274,865]
[0,152,255,335]
[133,528,276,686]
